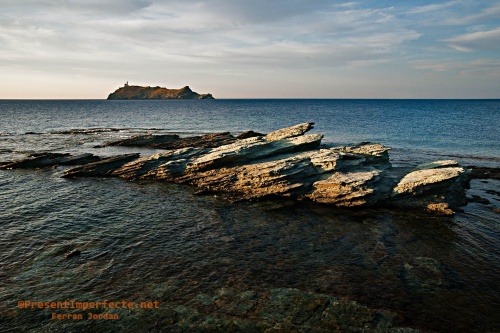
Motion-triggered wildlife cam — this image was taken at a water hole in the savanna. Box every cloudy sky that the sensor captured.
[1,0,499,98]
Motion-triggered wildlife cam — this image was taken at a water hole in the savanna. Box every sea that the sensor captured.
[0,99,499,332]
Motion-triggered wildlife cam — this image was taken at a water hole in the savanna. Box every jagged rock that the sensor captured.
[1,123,472,215]
[184,150,323,200]
[307,168,389,207]
[305,143,394,206]
[331,142,391,168]
[185,133,324,172]
[264,122,314,141]
[63,153,140,178]
[0,153,100,169]
[96,134,179,148]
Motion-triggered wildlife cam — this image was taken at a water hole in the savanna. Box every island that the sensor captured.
[107,83,214,100]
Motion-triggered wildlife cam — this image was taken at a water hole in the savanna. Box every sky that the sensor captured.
[1,0,499,99]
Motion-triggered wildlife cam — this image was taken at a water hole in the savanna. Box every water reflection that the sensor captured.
[0,170,499,332]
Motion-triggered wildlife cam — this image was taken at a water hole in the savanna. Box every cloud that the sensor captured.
[446,27,500,51]
[411,58,500,77]
[444,3,500,25]
[407,1,460,14]
[0,1,420,72]
[0,1,498,98]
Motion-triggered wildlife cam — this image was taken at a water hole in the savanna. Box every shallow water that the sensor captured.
[1,99,499,332]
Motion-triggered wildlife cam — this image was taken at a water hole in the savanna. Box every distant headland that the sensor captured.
[107,82,214,100]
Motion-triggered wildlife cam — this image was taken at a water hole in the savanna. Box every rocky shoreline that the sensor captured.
[1,122,474,215]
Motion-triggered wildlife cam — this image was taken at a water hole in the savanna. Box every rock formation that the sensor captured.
[0,153,100,169]
[99,132,237,149]
[95,134,180,148]
[107,85,214,100]
[1,122,472,215]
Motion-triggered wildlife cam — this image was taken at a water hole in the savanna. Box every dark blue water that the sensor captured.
[1,99,499,332]
[1,99,498,164]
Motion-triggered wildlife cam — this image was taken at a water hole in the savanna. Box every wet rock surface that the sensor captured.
[3,123,472,214]
[0,153,100,169]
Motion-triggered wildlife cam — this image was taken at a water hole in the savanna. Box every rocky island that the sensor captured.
[107,84,214,100]
[1,122,473,216]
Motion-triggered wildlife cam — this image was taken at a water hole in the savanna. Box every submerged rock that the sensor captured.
[6,122,471,214]
[401,257,444,291]
[177,288,419,332]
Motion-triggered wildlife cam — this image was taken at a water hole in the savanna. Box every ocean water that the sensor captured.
[0,99,499,332]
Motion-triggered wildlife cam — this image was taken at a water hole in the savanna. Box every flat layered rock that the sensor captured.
[112,147,208,180]
[152,132,237,149]
[0,153,100,169]
[414,160,459,170]
[186,133,324,172]
[63,153,140,178]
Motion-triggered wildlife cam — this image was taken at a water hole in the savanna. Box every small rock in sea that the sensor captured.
[426,203,454,216]
[493,208,500,214]
[64,249,81,259]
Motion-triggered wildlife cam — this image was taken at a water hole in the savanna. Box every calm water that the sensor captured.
[1,99,499,332]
